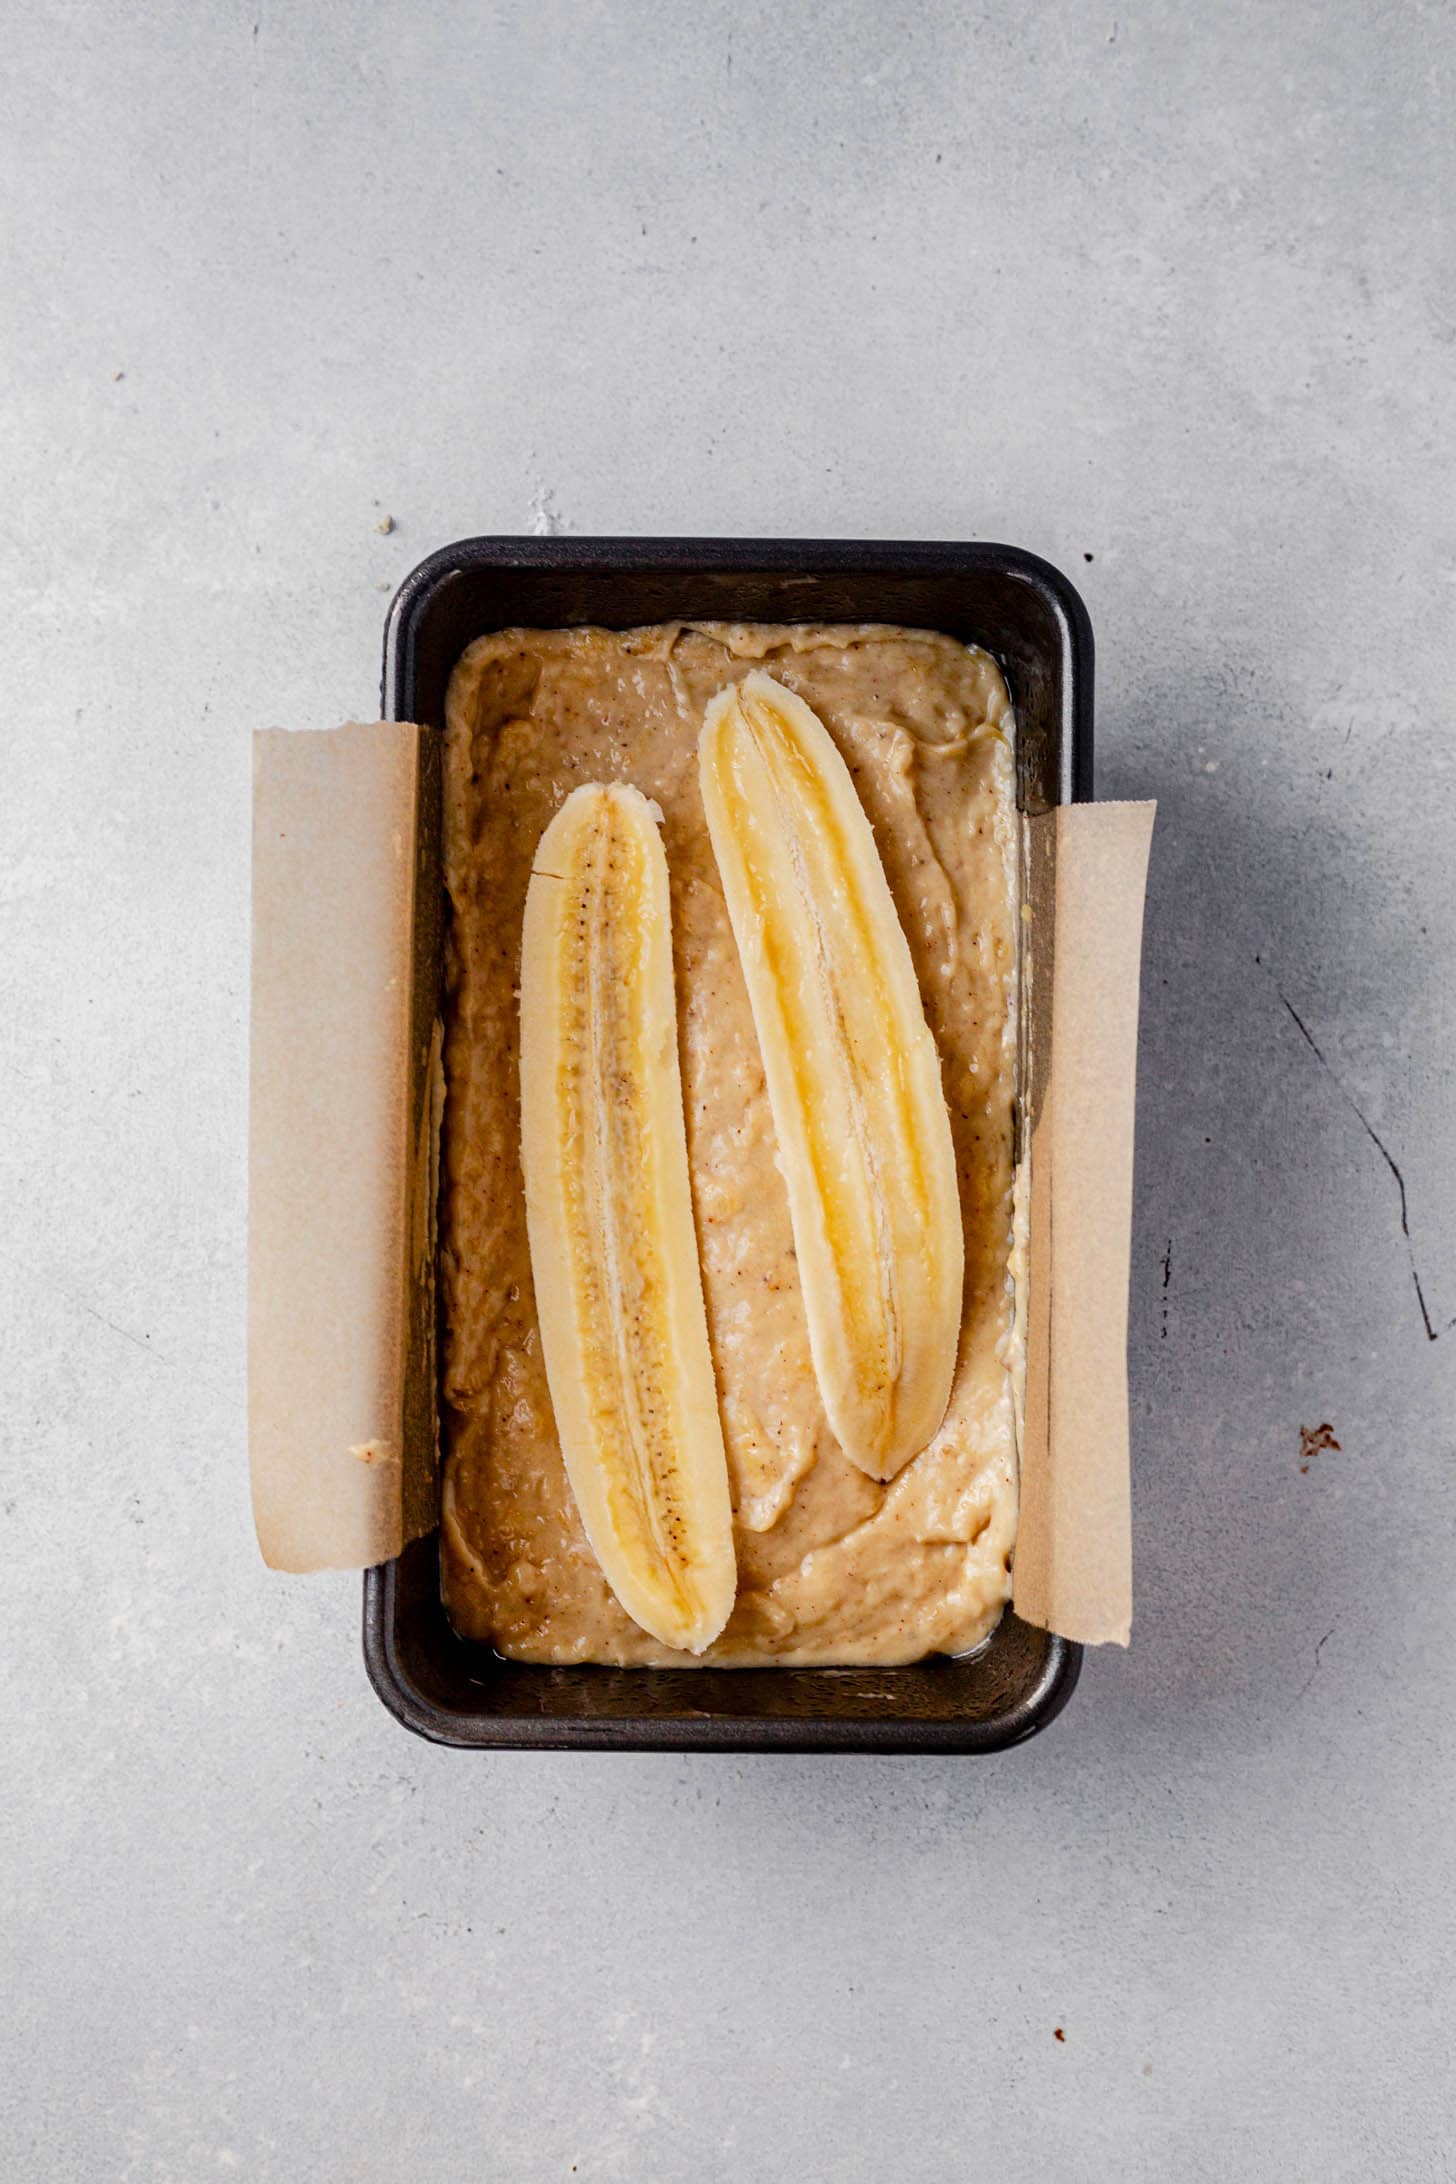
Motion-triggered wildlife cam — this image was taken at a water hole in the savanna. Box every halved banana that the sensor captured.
[519,782,736,1653]
[699,672,964,1481]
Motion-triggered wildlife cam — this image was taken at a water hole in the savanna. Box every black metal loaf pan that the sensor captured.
[365,536,1093,1753]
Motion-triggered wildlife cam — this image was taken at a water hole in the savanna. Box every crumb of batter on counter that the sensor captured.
[376,513,396,534]
[1299,1422,1341,1474]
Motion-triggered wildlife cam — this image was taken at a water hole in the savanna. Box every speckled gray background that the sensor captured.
[4,2,1455,2177]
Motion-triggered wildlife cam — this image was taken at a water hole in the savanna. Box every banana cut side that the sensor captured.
[518,782,736,1654]
[699,672,965,1481]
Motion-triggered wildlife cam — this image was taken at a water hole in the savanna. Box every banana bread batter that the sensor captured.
[440,622,1019,1664]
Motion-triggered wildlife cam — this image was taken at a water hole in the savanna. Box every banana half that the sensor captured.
[519,782,736,1653]
[699,672,965,1481]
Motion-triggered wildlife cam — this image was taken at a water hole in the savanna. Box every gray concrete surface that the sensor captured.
[4,1,1455,2177]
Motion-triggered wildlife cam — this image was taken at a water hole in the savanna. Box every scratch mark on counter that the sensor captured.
[1296,1621,1339,1705]
[1160,1238,1172,1339]
[1270,975,1438,1343]
[69,1294,175,1366]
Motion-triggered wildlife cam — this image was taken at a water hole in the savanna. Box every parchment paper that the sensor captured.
[249,723,432,1572]
[1012,801,1155,1645]
[247,723,1153,1640]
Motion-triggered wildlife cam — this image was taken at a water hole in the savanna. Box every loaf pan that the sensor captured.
[364,536,1092,1753]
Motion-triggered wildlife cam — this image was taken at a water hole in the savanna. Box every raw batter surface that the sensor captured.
[441,622,1019,1664]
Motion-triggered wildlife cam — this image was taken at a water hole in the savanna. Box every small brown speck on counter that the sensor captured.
[1299,1422,1341,1475]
